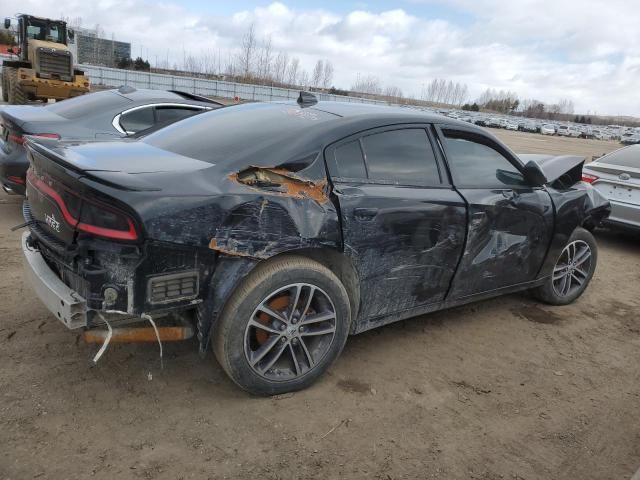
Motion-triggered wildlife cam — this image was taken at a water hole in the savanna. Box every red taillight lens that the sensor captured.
[26,169,138,241]
[9,133,60,145]
[7,175,25,185]
[582,173,599,184]
[33,133,61,140]
[8,133,24,144]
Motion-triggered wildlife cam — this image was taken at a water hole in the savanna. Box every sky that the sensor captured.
[3,0,639,116]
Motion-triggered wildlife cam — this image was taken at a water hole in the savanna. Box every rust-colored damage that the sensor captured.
[83,325,194,343]
[208,238,267,258]
[229,166,329,203]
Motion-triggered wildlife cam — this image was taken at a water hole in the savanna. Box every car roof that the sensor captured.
[309,101,455,123]
[113,86,221,105]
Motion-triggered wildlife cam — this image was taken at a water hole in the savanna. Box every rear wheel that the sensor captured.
[532,227,598,305]
[7,68,26,105]
[212,256,351,396]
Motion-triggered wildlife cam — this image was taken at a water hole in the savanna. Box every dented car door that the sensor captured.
[326,126,467,328]
[437,127,554,299]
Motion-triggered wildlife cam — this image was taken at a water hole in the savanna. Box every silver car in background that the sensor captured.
[582,145,640,231]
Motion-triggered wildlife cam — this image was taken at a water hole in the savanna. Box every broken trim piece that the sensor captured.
[230,166,329,204]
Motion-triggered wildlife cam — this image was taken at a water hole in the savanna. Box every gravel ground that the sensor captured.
[0,116,639,479]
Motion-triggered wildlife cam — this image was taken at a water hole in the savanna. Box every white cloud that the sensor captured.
[3,0,639,115]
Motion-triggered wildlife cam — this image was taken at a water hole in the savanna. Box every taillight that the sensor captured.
[26,169,138,241]
[7,175,25,185]
[582,173,599,184]
[8,133,24,144]
[9,133,60,145]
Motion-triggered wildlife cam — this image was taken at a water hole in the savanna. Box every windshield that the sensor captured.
[25,19,66,44]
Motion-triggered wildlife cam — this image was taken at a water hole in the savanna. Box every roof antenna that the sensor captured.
[297,91,318,108]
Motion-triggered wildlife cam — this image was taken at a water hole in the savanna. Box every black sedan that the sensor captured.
[20,95,610,395]
[0,86,222,194]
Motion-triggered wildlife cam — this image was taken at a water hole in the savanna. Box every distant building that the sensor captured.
[71,27,131,66]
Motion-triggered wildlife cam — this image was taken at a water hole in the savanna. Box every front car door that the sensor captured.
[326,125,467,332]
[436,127,554,299]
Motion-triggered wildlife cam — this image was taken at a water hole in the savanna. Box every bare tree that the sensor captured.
[273,51,289,83]
[322,60,334,89]
[352,74,382,95]
[311,59,324,88]
[298,68,310,88]
[238,23,256,79]
[558,98,575,115]
[256,35,273,83]
[286,57,300,85]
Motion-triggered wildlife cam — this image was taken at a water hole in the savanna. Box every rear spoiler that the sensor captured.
[168,90,224,106]
[24,139,161,192]
[519,154,585,185]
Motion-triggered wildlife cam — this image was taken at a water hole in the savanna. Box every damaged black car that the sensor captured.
[20,95,610,395]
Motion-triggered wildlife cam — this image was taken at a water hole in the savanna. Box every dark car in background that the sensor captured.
[20,97,609,395]
[0,86,222,194]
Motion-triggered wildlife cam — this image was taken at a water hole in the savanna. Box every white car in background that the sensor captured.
[541,124,556,135]
[505,121,518,131]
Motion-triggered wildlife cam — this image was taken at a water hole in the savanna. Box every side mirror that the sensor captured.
[68,29,75,41]
[523,160,548,186]
[4,18,10,29]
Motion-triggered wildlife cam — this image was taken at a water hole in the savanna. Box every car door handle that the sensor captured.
[354,208,378,219]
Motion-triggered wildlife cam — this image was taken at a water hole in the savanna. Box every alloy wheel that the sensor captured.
[244,283,337,382]
[552,240,592,297]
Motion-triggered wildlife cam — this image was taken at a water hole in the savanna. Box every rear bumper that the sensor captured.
[21,232,87,329]
[604,200,640,230]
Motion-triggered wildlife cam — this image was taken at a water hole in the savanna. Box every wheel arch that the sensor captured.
[198,246,361,354]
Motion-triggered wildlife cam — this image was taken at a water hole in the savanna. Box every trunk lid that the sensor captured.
[24,139,216,246]
[0,106,66,153]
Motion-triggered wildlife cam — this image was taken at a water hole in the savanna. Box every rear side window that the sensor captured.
[443,135,525,188]
[120,107,154,133]
[155,106,201,124]
[361,129,441,185]
[333,140,367,178]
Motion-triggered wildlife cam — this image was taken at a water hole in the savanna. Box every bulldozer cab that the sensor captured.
[6,15,69,62]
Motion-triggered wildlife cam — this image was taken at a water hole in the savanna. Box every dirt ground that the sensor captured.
[1,129,639,480]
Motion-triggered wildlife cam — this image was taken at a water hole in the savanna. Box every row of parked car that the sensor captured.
[0,87,637,397]
[434,110,640,144]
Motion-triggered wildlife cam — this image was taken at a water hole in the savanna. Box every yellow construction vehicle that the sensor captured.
[2,14,90,104]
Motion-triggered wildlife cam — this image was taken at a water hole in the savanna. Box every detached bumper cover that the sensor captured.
[21,232,87,329]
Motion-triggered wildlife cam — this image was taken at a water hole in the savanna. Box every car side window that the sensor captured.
[119,107,154,133]
[333,140,367,179]
[443,134,525,188]
[361,129,441,185]
[155,107,201,124]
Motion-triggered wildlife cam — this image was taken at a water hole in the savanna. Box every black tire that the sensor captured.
[532,227,598,305]
[7,68,26,105]
[212,255,351,396]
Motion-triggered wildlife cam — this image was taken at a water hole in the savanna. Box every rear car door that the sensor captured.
[437,127,554,299]
[326,125,467,327]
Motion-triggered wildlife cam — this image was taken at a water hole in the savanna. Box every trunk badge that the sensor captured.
[45,212,61,232]
[619,173,631,181]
